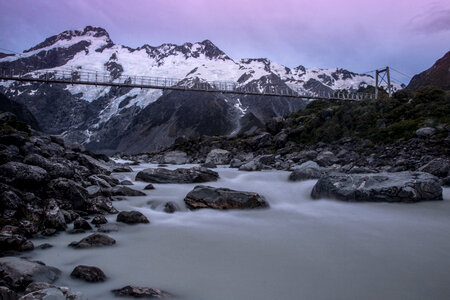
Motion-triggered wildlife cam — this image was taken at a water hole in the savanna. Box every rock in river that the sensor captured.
[311,171,442,202]
[71,265,107,282]
[112,285,171,298]
[68,233,116,249]
[136,167,218,184]
[116,211,150,224]
[184,185,269,210]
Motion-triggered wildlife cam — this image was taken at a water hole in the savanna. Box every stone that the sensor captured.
[0,162,47,188]
[68,233,116,249]
[20,285,86,300]
[73,217,92,231]
[205,149,231,165]
[289,161,323,181]
[86,196,118,214]
[184,185,269,210]
[0,257,60,292]
[311,171,443,203]
[229,159,244,168]
[0,233,34,253]
[96,223,119,233]
[0,286,18,300]
[47,179,89,211]
[91,216,108,225]
[120,180,133,185]
[43,200,67,231]
[70,265,106,282]
[112,285,171,299]
[239,160,262,171]
[116,211,150,224]
[315,151,338,167]
[37,244,53,250]
[418,158,450,177]
[416,127,435,137]
[109,186,146,197]
[136,167,219,184]
[266,117,285,135]
[163,202,177,214]
[200,162,217,169]
[162,151,188,165]
[144,183,155,190]
[112,166,133,172]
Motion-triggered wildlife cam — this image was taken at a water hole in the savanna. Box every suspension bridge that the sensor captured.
[0,69,376,101]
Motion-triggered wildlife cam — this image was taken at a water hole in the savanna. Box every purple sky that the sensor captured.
[1,0,449,83]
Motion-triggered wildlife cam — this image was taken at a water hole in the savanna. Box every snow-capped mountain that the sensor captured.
[0,26,391,154]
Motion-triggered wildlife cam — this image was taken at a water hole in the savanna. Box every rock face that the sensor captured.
[68,233,116,249]
[136,167,219,184]
[71,265,107,282]
[162,151,188,164]
[289,161,323,181]
[184,185,269,210]
[116,211,150,224]
[112,285,171,299]
[0,257,60,292]
[205,149,231,165]
[311,171,443,202]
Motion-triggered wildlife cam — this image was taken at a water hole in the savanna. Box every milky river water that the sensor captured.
[28,164,450,300]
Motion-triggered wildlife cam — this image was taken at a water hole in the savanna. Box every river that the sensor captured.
[29,164,450,300]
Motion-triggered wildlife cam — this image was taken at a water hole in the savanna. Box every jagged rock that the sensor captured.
[68,233,116,249]
[109,186,146,197]
[116,211,149,224]
[120,180,133,185]
[0,286,18,300]
[112,285,171,298]
[0,232,34,253]
[418,158,450,177]
[416,127,435,137]
[315,151,338,167]
[144,183,155,190]
[86,196,119,216]
[73,217,92,231]
[47,178,89,211]
[112,166,133,172]
[229,159,244,168]
[88,175,112,188]
[0,162,47,188]
[205,149,231,165]
[20,285,86,300]
[23,154,74,179]
[91,216,107,225]
[162,151,188,165]
[163,202,177,214]
[136,167,218,184]
[184,185,269,210]
[239,160,262,171]
[311,171,443,202]
[0,257,60,292]
[289,161,323,181]
[43,200,66,231]
[70,265,106,282]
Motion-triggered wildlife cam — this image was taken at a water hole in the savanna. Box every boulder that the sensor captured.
[43,200,67,231]
[184,185,269,210]
[418,158,450,177]
[136,167,218,184]
[112,166,133,173]
[68,233,116,249]
[315,151,338,167]
[112,285,171,299]
[116,211,149,224]
[120,180,133,186]
[163,202,177,214]
[200,162,217,169]
[416,127,435,138]
[71,265,106,282]
[229,159,244,168]
[91,216,108,225]
[311,171,443,202]
[23,154,74,179]
[109,186,146,197]
[162,151,188,165]
[96,223,119,233]
[0,257,60,292]
[73,218,92,231]
[238,160,262,171]
[0,232,34,253]
[144,183,155,190]
[20,285,86,300]
[0,162,47,188]
[0,286,18,300]
[86,196,118,214]
[289,161,323,181]
[47,179,89,211]
[205,149,231,165]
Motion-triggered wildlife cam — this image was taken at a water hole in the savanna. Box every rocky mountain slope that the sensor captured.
[407,51,450,91]
[0,26,393,154]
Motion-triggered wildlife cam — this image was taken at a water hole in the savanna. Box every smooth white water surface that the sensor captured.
[29,164,450,300]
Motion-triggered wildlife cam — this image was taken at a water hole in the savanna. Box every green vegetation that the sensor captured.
[289,87,450,144]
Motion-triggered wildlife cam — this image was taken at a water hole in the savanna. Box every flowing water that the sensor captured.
[29,164,450,300]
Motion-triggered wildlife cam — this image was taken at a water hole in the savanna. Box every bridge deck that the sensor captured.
[0,69,375,101]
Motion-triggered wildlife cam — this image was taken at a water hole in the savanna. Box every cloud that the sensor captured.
[409,2,450,34]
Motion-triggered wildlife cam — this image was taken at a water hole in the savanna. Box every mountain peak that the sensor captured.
[24,26,112,53]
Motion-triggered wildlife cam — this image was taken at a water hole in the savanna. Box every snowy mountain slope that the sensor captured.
[0,26,398,153]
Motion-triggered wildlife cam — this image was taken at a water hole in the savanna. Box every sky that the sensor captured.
[1,0,449,84]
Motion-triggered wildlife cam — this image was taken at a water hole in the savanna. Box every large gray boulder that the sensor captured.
[162,151,188,165]
[184,185,269,210]
[0,257,60,292]
[0,162,47,187]
[71,265,106,282]
[68,233,116,249]
[289,161,323,181]
[136,167,218,184]
[112,285,171,298]
[416,127,435,138]
[205,149,231,165]
[20,284,87,300]
[418,158,450,177]
[311,171,442,202]
[116,211,149,224]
